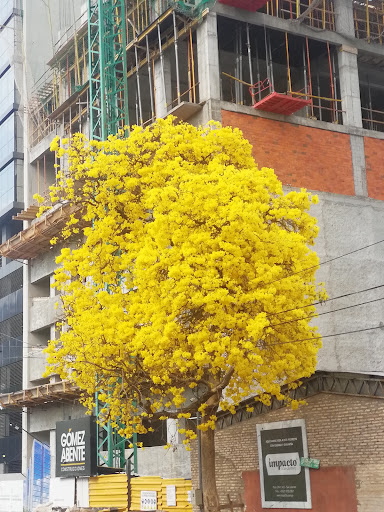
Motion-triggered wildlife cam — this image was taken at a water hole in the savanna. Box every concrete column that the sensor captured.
[350,135,368,197]
[154,54,172,119]
[197,13,220,102]
[338,45,362,128]
[50,429,56,478]
[196,12,221,123]
[334,0,355,37]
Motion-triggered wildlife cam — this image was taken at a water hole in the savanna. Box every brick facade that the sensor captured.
[191,393,384,512]
[364,137,384,200]
[221,110,355,196]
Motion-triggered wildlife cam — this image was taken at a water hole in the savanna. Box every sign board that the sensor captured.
[166,485,177,506]
[256,419,311,509]
[300,457,320,469]
[140,490,157,511]
[56,417,97,478]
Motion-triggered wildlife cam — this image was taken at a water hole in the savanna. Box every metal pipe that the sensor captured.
[306,38,314,117]
[239,24,243,104]
[190,29,196,103]
[268,30,274,90]
[255,37,261,100]
[43,155,46,194]
[331,48,339,123]
[285,32,292,94]
[316,65,322,121]
[146,35,155,120]
[134,44,143,124]
[246,24,254,102]
[235,24,240,104]
[368,76,373,130]
[157,24,167,111]
[302,41,309,117]
[173,11,181,105]
[197,412,203,511]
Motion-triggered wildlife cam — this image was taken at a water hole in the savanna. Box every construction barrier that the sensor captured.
[89,474,128,509]
[89,473,192,512]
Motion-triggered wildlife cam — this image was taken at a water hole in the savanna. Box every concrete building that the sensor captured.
[0,0,383,510]
[0,0,24,476]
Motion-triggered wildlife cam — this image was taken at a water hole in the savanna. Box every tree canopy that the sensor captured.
[42,117,325,443]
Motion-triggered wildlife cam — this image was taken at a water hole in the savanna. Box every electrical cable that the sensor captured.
[271,295,384,328]
[264,325,384,348]
[267,282,384,318]
[262,238,384,288]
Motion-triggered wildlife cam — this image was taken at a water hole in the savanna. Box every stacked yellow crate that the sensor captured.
[161,478,192,512]
[130,476,163,511]
[89,473,128,509]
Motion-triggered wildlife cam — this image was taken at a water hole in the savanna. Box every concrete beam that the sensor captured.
[220,100,384,140]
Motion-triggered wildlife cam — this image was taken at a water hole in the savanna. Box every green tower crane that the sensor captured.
[88,0,129,141]
[87,0,137,473]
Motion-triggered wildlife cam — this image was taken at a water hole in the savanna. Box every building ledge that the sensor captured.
[0,380,81,408]
[0,202,82,260]
[167,101,203,121]
[216,371,384,429]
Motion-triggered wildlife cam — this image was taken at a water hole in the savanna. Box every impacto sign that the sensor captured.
[56,417,97,478]
[256,419,311,509]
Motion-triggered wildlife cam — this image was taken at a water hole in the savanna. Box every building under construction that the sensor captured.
[0,0,384,510]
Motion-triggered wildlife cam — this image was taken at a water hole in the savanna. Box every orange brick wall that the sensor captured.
[364,137,384,200]
[221,110,355,196]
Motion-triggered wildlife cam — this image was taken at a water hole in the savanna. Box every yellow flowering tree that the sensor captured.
[44,117,325,508]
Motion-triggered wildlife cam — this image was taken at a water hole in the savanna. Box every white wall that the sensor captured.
[0,475,24,512]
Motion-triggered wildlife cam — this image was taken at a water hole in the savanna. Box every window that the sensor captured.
[0,161,15,211]
[0,67,15,118]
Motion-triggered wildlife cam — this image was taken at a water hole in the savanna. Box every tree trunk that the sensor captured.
[201,425,219,512]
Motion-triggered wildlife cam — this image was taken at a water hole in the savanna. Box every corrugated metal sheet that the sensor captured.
[131,476,163,511]
[161,478,192,512]
[89,474,128,509]
[89,474,192,512]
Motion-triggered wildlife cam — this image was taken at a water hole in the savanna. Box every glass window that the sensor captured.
[0,16,14,70]
[0,161,15,212]
[0,1,14,26]
[0,67,15,118]
[0,114,15,161]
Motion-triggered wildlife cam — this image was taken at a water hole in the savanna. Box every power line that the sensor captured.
[263,238,384,288]
[267,283,384,318]
[271,296,384,328]
[265,325,384,348]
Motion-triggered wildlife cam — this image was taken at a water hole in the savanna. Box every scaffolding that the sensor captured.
[0,381,80,409]
[0,203,83,260]
[354,0,384,43]
[27,1,206,148]
[260,0,336,31]
[219,20,343,123]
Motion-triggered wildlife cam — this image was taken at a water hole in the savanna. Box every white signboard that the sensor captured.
[166,485,177,506]
[141,490,157,511]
